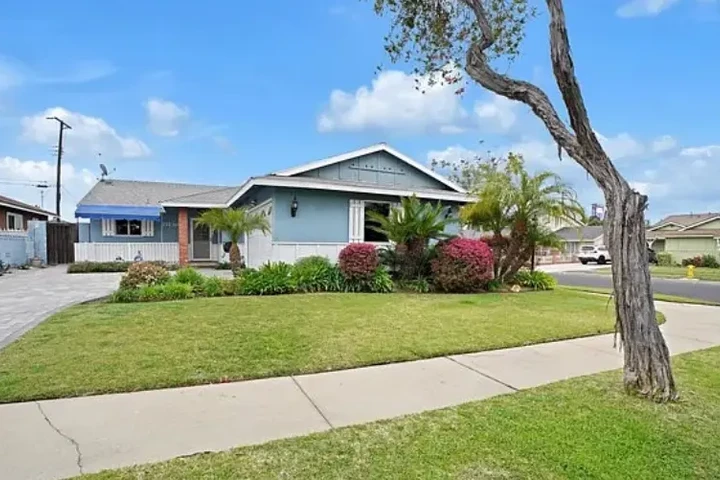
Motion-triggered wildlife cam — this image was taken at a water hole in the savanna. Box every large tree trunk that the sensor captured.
[460,0,677,400]
[606,188,677,401]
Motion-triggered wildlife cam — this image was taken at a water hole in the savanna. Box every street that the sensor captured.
[551,271,720,303]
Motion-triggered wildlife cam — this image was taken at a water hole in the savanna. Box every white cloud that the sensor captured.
[596,132,645,160]
[144,98,190,137]
[616,0,681,17]
[680,145,720,158]
[21,107,150,159]
[318,68,467,134]
[651,135,677,153]
[473,94,519,132]
[629,180,670,197]
[426,145,481,166]
[0,156,96,218]
[0,57,115,91]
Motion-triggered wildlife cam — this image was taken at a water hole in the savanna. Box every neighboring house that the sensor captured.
[74,144,471,267]
[0,194,53,231]
[647,212,720,261]
[534,225,604,264]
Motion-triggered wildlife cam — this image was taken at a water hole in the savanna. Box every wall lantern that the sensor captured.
[290,195,299,217]
[445,206,454,219]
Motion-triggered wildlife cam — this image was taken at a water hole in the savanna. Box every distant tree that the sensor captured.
[196,208,270,269]
[370,0,677,401]
[587,215,603,226]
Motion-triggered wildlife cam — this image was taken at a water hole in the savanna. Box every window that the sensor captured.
[6,212,23,231]
[115,219,143,236]
[363,202,390,242]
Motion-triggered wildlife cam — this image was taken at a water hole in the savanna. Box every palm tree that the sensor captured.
[196,208,270,268]
[367,195,455,279]
[461,153,585,282]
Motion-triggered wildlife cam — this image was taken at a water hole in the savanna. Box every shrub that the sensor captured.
[67,261,178,273]
[656,252,674,267]
[137,284,164,302]
[431,238,493,293]
[215,261,233,270]
[338,243,379,282]
[342,267,394,293]
[111,288,140,303]
[220,278,237,296]
[237,262,295,295]
[68,261,131,273]
[173,267,206,287]
[160,282,194,300]
[119,262,170,289]
[681,256,704,268]
[291,256,339,292]
[701,254,720,269]
[512,269,557,291]
[201,276,224,297]
[396,278,431,293]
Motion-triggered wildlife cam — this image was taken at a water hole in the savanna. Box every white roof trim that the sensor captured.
[160,202,227,209]
[225,177,472,206]
[0,200,53,218]
[679,215,720,231]
[648,221,684,231]
[272,143,466,194]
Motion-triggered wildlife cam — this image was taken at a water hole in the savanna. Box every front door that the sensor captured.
[191,220,211,260]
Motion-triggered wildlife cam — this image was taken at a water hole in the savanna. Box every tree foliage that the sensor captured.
[460,153,584,281]
[196,208,270,268]
[368,195,455,279]
[371,0,677,401]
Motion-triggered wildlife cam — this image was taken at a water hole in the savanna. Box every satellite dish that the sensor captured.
[100,163,108,176]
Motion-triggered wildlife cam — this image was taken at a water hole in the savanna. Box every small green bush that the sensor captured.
[160,282,194,300]
[237,262,295,295]
[202,277,224,297]
[111,288,140,303]
[220,278,237,296]
[343,267,393,293]
[173,267,206,287]
[291,256,339,292]
[215,261,233,270]
[656,252,674,267]
[396,278,430,293]
[119,262,170,289]
[701,254,720,269]
[137,284,164,302]
[68,261,131,273]
[513,269,557,291]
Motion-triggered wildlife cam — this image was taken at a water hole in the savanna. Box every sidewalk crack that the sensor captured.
[35,402,84,475]
[446,356,520,392]
[291,376,335,429]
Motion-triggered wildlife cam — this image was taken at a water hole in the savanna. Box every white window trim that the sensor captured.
[6,212,24,231]
[354,199,398,244]
[102,219,155,237]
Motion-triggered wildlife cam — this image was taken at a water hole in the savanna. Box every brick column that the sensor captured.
[178,208,189,265]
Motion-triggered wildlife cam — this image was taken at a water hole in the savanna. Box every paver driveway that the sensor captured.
[0,267,121,349]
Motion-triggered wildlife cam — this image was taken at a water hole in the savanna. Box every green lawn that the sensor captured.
[597,265,720,281]
[0,290,630,403]
[559,285,720,306]
[84,346,720,480]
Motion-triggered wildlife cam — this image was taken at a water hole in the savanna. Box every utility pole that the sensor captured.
[46,116,72,219]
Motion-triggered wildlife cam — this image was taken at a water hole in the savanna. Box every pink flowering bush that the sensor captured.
[338,243,379,281]
[431,238,494,292]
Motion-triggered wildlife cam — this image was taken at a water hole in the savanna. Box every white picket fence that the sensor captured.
[74,243,180,263]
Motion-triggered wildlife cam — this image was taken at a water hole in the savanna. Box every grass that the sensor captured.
[596,265,720,281]
[559,285,720,306]
[83,346,720,480]
[0,290,634,403]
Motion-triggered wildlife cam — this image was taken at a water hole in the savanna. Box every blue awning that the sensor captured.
[75,204,163,221]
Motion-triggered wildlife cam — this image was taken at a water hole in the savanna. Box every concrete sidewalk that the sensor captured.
[2,301,719,480]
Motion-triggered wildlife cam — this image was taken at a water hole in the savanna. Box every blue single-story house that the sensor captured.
[75,143,471,267]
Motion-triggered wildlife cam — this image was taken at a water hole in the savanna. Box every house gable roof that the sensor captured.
[650,212,720,231]
[272,143,466,194]
[0,194,54,218]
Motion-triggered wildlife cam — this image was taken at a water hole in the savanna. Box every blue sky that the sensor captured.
[1,0,718,222]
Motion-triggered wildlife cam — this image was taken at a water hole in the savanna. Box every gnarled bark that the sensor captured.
[460,0,677,400]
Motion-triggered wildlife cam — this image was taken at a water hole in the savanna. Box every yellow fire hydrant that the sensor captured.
[687,265,695,279]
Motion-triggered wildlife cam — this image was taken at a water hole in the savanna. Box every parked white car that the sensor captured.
[578,245,611,265]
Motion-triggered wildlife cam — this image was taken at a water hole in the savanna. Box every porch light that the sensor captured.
[291,196,299,217]
[445,206,453,219]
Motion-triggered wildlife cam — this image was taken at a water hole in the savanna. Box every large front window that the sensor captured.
[115,219,143,236]
[363,202,390,242]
